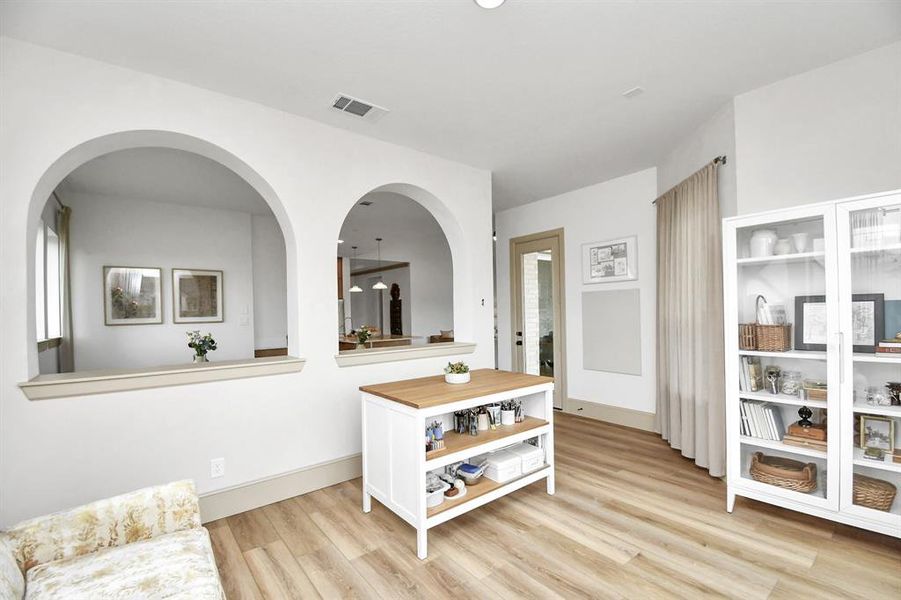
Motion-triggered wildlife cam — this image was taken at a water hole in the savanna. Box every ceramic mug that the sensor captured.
[750,229,777,257]
[774,239,792,255]
[791,232,809,253]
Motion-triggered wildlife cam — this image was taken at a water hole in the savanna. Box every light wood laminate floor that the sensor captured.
[209,412,901,599]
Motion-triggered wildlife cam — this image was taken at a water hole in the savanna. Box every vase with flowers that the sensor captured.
[355,325,372,350]
[187,330,217,363]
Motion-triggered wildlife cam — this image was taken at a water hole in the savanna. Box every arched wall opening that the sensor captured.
[335,182,465,352]
[25,130,299,376]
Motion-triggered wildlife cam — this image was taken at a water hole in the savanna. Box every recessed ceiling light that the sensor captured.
[337,239,344,244]
[622,86,644,99]
[475,0,505,8]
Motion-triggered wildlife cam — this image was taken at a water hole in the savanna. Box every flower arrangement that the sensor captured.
[356,325,372,346]
[187,330,217,362]
[444,361,470,375]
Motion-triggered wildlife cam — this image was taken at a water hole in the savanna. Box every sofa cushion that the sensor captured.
[0,538,24,600]
[24,528,223,600]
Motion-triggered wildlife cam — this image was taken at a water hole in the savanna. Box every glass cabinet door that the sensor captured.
[725,204,839,510]
[837,193,901,523]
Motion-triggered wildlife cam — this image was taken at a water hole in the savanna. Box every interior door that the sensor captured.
[511,229,566,409]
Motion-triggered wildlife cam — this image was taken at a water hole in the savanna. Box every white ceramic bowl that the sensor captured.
[445,372,471,384]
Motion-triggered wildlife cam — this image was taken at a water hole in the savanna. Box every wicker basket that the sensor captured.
[738,324,792,352]
[749,452,818,493]
[853,473,897,511]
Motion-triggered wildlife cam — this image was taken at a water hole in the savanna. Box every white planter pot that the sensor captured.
[501,410,516,426]
[445,372,471,385]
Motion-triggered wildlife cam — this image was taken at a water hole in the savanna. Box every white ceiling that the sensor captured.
[5,1,900,210]
[57,148,272,215]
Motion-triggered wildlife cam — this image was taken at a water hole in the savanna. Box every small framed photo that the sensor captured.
[103,266,162,325]
[582,236,637,284]
[172,269,223,323]
[860,415,894,451]
[794,295,827,351]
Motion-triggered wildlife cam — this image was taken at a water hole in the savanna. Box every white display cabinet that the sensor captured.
[723,189,900,537]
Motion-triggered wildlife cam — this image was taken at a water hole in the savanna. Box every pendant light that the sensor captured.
[372,237,388,290]
[348,246,363,293]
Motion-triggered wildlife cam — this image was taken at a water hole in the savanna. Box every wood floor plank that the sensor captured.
[211,412,900,599]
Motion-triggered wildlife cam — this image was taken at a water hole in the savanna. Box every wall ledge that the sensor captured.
[18,355,306,400]
[335,341,476,367]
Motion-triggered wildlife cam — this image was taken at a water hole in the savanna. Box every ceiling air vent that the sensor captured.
[332,94,389,122]
[358,200,374,206]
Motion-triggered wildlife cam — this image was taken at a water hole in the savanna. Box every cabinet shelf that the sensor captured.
[852,447,901,473]
[424,417,548,468]
[736,251,825,266]
[427,465,549,519]
[853,353,900,364]
[738,349,827,360]
[850,242,901,255]
[738,391,827,409]
[740,435,826,458]
[852,403,901,418]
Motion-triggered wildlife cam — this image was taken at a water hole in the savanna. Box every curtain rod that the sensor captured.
[652,155,727,205]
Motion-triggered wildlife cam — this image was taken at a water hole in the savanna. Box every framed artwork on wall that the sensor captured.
[172,268,223,323]
[581,235,637,284]
[794,293,884,353]
[103,266,163,325]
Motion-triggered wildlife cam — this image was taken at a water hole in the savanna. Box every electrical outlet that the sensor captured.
[210,457,225,479]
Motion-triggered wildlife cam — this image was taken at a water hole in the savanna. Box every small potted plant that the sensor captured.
[355,325,372,350]
[444,361,470,384]
[187,330,217,363]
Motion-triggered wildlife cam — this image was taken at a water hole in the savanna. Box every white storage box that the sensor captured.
[485,449,522,483]
[507,442,545,473]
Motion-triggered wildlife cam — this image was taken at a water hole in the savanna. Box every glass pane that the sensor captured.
[521,250,554,377]
[848,203,901,515]
[46,229,61,339]
[35,224,45,341]
[735,216,830,501]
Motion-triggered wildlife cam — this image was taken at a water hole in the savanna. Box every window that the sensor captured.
[35,220,62,342]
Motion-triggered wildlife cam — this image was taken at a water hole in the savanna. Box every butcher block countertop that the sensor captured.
[359,368,553,409]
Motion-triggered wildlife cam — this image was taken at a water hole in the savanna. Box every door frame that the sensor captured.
[510,228,567,409]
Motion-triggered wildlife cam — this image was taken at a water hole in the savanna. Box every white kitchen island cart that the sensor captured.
[360,368,555,559]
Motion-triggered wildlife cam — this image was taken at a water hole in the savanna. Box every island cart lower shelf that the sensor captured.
[360,368,555,559]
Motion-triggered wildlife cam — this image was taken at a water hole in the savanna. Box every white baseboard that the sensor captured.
[198,453,361,523]
[564,398,656,432]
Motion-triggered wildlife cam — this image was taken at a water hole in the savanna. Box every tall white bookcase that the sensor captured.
[723,189,901,538]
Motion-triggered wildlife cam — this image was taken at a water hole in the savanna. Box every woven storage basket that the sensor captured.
[853,473,897,511]
[749,452,818,493]
[738,324,792,352]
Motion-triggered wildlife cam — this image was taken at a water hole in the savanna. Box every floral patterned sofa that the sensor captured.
[0,480,224,599]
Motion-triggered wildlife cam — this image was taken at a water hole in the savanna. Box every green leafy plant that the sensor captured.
[444,361,470,375]
[187,330,217,357]
[356,325,372,345]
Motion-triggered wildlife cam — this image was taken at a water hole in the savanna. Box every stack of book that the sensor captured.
[738,356,763,392]
[739,400,785,441]
[876,338,901,355]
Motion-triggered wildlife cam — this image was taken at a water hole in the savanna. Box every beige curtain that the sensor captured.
[655,162,725,477]
[57,204,75,372]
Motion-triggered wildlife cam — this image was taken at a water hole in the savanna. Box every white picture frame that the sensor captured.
[172,268,223,323]
[582,236,638,284]
[103,266,163,325]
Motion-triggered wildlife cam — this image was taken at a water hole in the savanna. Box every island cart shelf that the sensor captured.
[360,368,555,559]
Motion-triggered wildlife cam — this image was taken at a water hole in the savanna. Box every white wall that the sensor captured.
[657,100,738,218]
[0,37,493,527]
[251,214,287,350]
[495,168,658,414]
[735,41,901,214]
[67,192,257,370]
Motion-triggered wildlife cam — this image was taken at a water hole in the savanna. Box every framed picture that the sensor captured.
[794,295,827,351]
[850,293,884,353]
[172,269,223,323]
[794,293,884,352]
[582,236,637,284]
[103,266,163,325]
[859,415,894,451]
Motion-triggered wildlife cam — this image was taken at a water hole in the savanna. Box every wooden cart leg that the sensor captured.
[416,528,428,560]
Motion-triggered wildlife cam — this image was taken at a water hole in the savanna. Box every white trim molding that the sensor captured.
[199,453,362,523]
[565,398,656,432]
[335,341,476,367]
[18,355,306,400]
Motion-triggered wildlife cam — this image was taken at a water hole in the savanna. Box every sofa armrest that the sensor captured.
[2,480,201,575]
